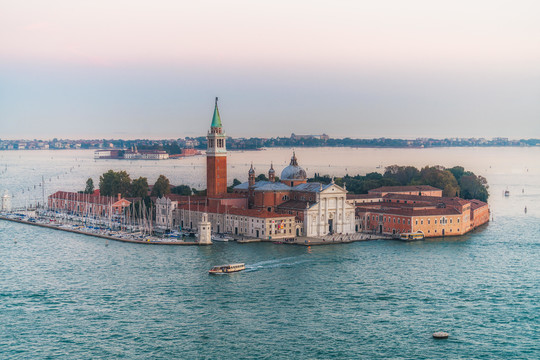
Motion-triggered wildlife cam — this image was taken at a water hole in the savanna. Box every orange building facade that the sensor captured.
[355,189,489,238]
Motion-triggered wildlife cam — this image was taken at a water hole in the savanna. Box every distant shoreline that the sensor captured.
[2,144,540,153]
[2,136,539,152]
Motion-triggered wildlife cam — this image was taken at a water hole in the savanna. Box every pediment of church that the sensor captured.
[320,183,347,195]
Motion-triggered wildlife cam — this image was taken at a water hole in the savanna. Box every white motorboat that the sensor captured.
[212,234,231,242]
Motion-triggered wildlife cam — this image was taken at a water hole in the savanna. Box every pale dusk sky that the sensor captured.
[1,0,539,139]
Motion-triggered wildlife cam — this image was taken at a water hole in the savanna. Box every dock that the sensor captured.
[290,233,389,246]
[237,237,262,243]
[237,233,389,246]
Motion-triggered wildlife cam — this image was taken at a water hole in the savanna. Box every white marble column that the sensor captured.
[317,199,322,236]
[325,197,329,235]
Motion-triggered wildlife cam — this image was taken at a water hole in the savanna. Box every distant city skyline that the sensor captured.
[1,1,539,139]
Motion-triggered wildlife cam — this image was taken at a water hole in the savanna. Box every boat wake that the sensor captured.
[245,256,310,272]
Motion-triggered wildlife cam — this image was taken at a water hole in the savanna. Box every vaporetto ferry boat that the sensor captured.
[209,263,246,274]
[400,231,425,241]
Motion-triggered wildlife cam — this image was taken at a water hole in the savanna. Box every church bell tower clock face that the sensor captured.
[206,97,228,197]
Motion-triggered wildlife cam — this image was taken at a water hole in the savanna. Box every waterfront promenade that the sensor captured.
[1,214,389,246]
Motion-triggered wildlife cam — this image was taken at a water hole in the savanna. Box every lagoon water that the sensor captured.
[1,147,539,359]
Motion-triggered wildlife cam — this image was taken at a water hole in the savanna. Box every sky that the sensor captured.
[1,0,539,140]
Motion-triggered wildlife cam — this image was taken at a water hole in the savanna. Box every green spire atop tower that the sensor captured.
[211,97,222,128]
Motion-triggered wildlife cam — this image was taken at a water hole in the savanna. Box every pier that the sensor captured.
[235,233,389,245]
[291,233,390,246]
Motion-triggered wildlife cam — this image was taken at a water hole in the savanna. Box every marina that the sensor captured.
[0,214,200,245]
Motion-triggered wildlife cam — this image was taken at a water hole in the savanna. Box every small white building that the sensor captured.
[155,196,179,230]
[1,191,12,212]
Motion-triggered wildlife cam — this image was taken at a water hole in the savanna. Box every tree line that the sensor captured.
[309,165,489,202]
[83,171,187,199]
[83,164,489,206]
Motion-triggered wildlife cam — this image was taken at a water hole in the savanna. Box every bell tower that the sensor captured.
[206,97,228,197]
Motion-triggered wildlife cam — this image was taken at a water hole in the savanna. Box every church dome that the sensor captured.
[281,152,307,180]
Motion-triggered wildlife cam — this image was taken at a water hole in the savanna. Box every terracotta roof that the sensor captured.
[347,194,382,199]
[48,191,130,206]
[151,194,207,203]
[356,205,461,217]
[369,185,442,193]
[176,204,294,219]
[207,193,248,199]
[383,194,470,207]
[276,200,313,210]
[354,194,476,216]
[469,199,488,210]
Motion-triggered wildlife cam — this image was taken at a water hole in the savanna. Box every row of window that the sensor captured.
[415,217,459,225]
[383,216,410,225]
[367,214,461,227]
[426,228,459,234]
[208,138,225,148]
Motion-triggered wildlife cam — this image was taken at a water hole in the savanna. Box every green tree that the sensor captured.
[84,178,94,194]
[365,172,383,181]
[460,174,489,202]
[164,142,182,155]
[99,170,131,197]
[130,177,149,198]
[384,165,420,185]
[419,166,460,197]
[448,166,465,183]
[227,178,242,193]
[192,188,207,196]
[256,174,268,181]
[151,175,171,197]
[171,185,192,196]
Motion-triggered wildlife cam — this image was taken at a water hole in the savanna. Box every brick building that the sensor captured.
[353,188,489,237]
[48,190,131,218]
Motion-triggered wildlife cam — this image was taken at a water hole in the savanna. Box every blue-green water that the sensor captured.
[1,216,538,359]
[1,148,539,358]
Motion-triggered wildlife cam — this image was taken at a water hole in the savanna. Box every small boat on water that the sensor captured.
[432,331,449,339]
[504,190,510,197]
[209,263,245,274]
[400,231,425,241]
[212,234,232,242]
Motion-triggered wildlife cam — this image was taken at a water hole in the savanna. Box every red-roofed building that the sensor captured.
[48,191,131,218]
[368,185,443,197]
[353,190,489,237]
[174,203,296,240]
